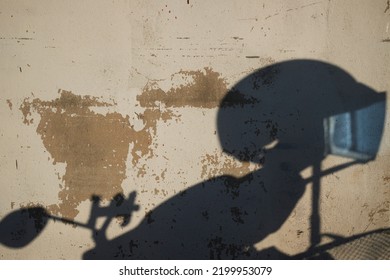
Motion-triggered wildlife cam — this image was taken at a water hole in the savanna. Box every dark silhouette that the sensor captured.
[83,60,386,259]
[0,206,48,248]
[1,60,387,259]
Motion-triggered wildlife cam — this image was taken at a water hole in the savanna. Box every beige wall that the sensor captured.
[0,0,389,259]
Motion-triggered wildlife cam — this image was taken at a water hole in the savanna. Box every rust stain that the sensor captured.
[137,68,255,109]
[20,90,176,219]
[200,150,260,179]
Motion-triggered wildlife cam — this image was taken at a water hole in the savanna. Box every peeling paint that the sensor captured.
[20,90,177,219]
[200,150,260,179]
[137,68,256,109]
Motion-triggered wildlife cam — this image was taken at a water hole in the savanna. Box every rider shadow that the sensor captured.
[82,60,386,259]
[0,60,386,259]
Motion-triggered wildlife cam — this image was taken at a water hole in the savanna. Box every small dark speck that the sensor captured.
[16,159,18,170]
[382,39,390,43]
[19,67,22,72]
[187,0,189,4]
[246,56,260,59]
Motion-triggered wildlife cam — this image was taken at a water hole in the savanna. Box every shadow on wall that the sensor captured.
[0,60,388,259]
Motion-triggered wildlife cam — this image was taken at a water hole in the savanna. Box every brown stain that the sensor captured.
[160,168,167,181]
[20,90,175,219]
[152,188,168,197]
[6,99,13,110]
[137,68,255,109]
[366,201,390,229]
[200,150,260,179]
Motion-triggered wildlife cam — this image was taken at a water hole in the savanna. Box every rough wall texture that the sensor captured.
[0,0,389,259]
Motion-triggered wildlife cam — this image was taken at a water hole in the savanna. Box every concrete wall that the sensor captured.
[0,0,389,259]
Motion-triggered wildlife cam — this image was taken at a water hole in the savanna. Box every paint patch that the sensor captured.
[20,90,176,219]
[137,68,255,109]
[200,150,260,180]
